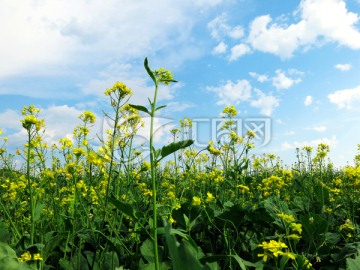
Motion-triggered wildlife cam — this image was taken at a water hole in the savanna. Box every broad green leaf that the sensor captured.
[200,254,255,270]
[140,262,170,270]
[0,243,33,270]
[160,140,194,161]
[43,231,69,261]
[34,203,45,222]
[0,242,17,260]
[108,195,142,221]
[128,104,151,115]
[347,249,360,270]
[140,239,155,263]
[164,221,212,270]
[144,58,156,85]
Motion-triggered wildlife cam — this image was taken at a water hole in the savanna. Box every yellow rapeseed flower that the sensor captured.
[19,251,32,261]
[206,192,215,202]
[192,196,201,206]
[33,253,43,261]
[277,212,295,224]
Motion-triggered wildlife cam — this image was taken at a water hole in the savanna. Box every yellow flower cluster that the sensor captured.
[258,240,295,262]
[104,81,132,99]
[261,175,287,197]
[277,212,302,241]
[19,251,42,261]
[154,67,174,85]
[339,219,355,238]
[192,196,201,206]
[222,105,238,118]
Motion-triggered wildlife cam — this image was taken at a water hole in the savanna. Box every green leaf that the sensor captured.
[108,195,142,221]
[43,231,70,260]
[140,262,170,270]
[164,220,213,270]
[34,203,45,222]
[160,79,178,83]
[200,254,255,270]
[0,222,10,242]
[144,58,156,85]
[347,249,360,270]
[160,140,194,161]
[128,104,151,115]
[155,105,167,112]
[93,230,122,261]
[0,242,33,270]
[140,239,155,263]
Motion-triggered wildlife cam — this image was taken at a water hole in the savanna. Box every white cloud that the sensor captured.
[304,95,313,106]
[229,44,251,61]
[249,72,269,83]
[212,42,228,54]
[208,13,244,40]
[228,26,245,39]
[306,125,327,132]
[0,0,223,79]
[250,89,279,116]
[162,102,195,113]
[247,0,360,59]
[281,135,337,150]
[334,63,352,71]
[82,63,175,105]
[0,105,101,149]
[272,70,302,90]
[0,109,22,131]
[328,85,360,109]
[207,80,252,105]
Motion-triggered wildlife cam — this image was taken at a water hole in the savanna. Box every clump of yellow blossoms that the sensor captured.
[339,219,355,238]
[192,196,201,206]
[104,81,132,99]
[258,240,295,262]
[19,251,42,261]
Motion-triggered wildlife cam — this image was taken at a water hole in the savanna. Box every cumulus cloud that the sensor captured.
[206,80,252,105]
[249,72,269,83]
[328,85,360,109]
[247,0,360,59]
[281,135,337,150]
[250,89,279,116]
[212,42,228,54]
[0,0,224,79]
[272,70,302,90]
[334,63,352,71]
[229,44,251,61]
[304,95,313,106]
[208,13,244,40]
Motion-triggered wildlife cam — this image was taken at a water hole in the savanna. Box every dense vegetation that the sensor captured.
[0,59,359,269]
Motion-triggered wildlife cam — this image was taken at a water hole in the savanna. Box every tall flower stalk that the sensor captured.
[129,58,193,270]
[21,105,45,245]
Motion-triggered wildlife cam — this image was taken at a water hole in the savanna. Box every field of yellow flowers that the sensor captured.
[0,59,359,270]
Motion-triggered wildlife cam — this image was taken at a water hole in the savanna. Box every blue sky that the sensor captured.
[1,0,360,166]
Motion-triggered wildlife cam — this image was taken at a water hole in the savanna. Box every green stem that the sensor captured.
[104,95,121,214]
[150,83,160,270]
[27,131,35,245]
